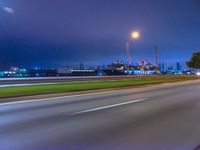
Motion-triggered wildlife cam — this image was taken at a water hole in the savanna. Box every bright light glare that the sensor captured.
[131,31,140,39]
[197,72,200,76]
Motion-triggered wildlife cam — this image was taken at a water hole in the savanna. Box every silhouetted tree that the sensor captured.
[187,51,200,69]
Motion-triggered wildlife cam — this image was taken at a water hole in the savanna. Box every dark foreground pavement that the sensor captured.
[1,81,200,150]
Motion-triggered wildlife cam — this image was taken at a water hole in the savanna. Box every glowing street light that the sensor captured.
[126,31,140,65]
[131,31,140,39]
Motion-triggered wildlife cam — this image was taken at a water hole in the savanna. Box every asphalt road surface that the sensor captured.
[1,81,200,150]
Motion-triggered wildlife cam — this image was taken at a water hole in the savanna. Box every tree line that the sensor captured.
[187,51,200,69]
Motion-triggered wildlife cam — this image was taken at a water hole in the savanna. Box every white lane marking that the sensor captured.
[0,75,132,81]
[71,98,146,115]
[0,79,197,106]
[0,76,101,81]
[0,83,58,87]
[0,89,137,106]
[0,80,120,88]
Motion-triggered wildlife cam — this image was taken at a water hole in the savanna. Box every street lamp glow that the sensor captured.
[131,31,140,39]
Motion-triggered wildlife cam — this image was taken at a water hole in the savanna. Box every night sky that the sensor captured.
[0,0,200,68]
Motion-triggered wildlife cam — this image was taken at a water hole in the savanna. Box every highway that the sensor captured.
[0,76,167,87]
[0,76,134,87]
[1,81,200,150]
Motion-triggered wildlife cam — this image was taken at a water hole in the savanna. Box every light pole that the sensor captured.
[126,31,140,65]
[154,45,158,74]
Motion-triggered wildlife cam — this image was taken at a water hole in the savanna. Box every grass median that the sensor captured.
[0,76,199,99]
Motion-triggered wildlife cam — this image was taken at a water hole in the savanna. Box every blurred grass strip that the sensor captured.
[0,76,198,99]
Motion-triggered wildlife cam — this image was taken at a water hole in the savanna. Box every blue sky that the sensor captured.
[0,0,200,68]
